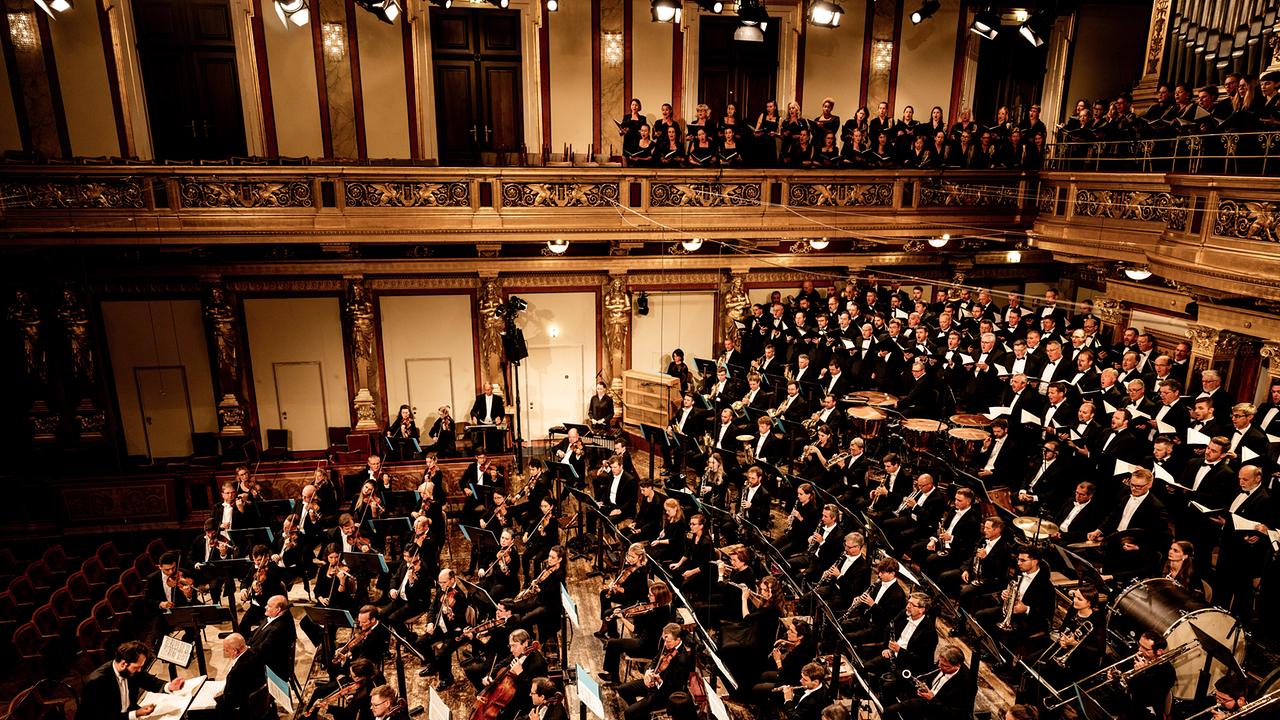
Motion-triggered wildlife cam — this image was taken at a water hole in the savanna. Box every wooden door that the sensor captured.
[272,362,328,451]
[135,366,194,459]
[521,345,584,436]
[431,7,523,164]
[133,0,247,159]
[698,17,778,121]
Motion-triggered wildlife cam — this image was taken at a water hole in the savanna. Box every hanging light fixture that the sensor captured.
[910,0,939,25]
[1124,265,1152,281]
[1007,250,1022,263]
[970,8,999,39]
[274,0,310,27]
[546,238,569,255]
[808,0,843,28]
[695,0,724,13]
[928,233,950,249]
[651,0,681,23]
[809,237,830,250]
[681,237,704,252]
[546,0,558,10]
[1019,11,1050,47]
[34,0,71,17]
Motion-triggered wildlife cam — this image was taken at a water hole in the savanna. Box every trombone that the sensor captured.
[1184,688,1280,719]
[1043,642,1195,711]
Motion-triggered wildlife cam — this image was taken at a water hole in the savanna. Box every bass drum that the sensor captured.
[1109,578,1245,700]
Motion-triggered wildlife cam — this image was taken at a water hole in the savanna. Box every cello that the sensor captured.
[468,641,541,720]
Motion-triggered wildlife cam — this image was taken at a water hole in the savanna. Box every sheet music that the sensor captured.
[1232,514,1259,532]
[1186,427,1210,446]
[986,406,1011,419]
[157,633,195,668]
[190,680,224,711]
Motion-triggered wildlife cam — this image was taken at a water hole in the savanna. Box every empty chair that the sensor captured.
[132,552,156,580]
[145,538,167,563]
[12,621,45,665]
[91,599,119,637]
[24,561,57,598]
[79,558,108,597]
[75,617,109,665]
[7,576,38,615]
[95,541,124,574]
[41,546,77,581]
[64,571,93,614]
[118,567,144,600]
[31,605,64,643]
[48,588,77,630]
[104,584,135,633]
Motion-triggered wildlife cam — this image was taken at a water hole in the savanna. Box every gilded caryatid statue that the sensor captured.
[346,280,376,376]
[57,286,95,384]
[602,274,632,384]
[204,285,240,381]
[721,273,749,344]
[8,289,46,384]
[478,279,506,385]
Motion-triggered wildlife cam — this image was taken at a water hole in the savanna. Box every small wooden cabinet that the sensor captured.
[622,371,680,430]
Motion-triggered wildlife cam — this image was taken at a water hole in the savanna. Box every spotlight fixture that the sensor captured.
[1123,266,1152,282]
[637,292,650,316]
[970,8,999,39]
[808,0,842,28]
[1018,11,1049,47]
[430,0,452,7]
[737,0,769,26]
[274,0,310,27]
[910,0,939,25]
[733,23,764,41]
[546,238,569,254]
[507,296,529,313]
[928,233,950,249]
[356,0,401,23]
[1006,250,1022,263]
[809,237,830,250]
[34,0,71,17]
[650,0,680,23]
[681,237,704,252]
[695,0,723,13]
[545,0,558,10]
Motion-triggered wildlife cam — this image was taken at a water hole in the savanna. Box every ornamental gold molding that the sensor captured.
[1,178,147,209]
[1214,198,1280,244]
[919,179,1020,208]
[367,277,480,291]
[226,279,345,292]
[344,180,470,207]
[787,182,891,207]
[500,181,620,208]
[1073,188,1188,229]
[178,178,313,208]
[649,181,763,207]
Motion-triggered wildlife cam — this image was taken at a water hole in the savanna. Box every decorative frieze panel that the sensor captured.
[649,181,762,207]
[178,179,313,208]
[1214,198,1279,244]
[1073,188,1188,229]
[1,178,146,209]
[787,183,891,207]
[500,182,620,208]
[343,181,470,207]
[1037,184,1056,214]
[919,180,1020,208]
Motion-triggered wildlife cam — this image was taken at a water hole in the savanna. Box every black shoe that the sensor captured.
[596,671,615,683]
[217,631,232,639]
[436,678,453,691]
[418,667,434,678]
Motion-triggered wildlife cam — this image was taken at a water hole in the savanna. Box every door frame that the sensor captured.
[414,0,543,162]
[271,360,329,444]
[133,365,195,460]
[105,0,268,159]
[680,5,800,126]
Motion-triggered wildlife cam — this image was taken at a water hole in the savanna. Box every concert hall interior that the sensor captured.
[3,1,1280,720]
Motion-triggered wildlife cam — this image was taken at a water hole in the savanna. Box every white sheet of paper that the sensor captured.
[1186,427,1210,445]
[1103,400,1118,415]
[1021,409,1042,425]
[138,692,190,720]
[428,687,451,720]
[1261,406,1278,430]
[1269,433,1280,444]
[960,354,974,365]
[841,338,856,349]
[1127,405,1151,421]
[703,676,731,720]
[1156,419,1176,434]
[1069,428,1083,441]
[190,680,224,711]
[986,406,1011,419]
[1150,463,1179,487]
[995,364,1009,377]
[1242,446,1260,462]
[1190,501,1223,514]
[1114,459,1137,475]
[1232,514,1258,532]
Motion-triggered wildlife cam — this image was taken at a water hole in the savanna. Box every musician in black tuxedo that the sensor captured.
[975,548,1054,642]
[210,634,265,720]
[1226,404,1271,471]
[941,516,1012,608]
[881,473,947,550]
[778,663,830,720]
[844,558,908,643]
[76,641,185,720]
[1051,481,1109,546]
[883,644,977,720]
[664,393,706,472]
[594,455,639,523]
[469,383,507,453]
[1086,468,1170,581]
[898,358,940,418]
[528,678,569,720]
[247,595,296,683]
[211,482,260,533]
[739,466,772,530]
[1015,440,1071,513]
[787,504,844,581]
[859,592,939,683]
[814,531,870,608]
[618,623,696,720]
[918,487,982,574]
[1211,465,1277,621]
[975,419,1026,489]
[476,629,547,720]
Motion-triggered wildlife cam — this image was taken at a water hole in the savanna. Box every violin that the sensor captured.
[607,601,657,620]
[462,614,508,639]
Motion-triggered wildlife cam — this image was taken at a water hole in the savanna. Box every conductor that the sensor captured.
[470,383,508,453]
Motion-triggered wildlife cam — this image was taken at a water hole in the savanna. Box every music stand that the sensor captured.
[203,559,253,629]
[565,486,600,563]
[256,499,297,521]
[385,623,426,709]
[341,551,389,582]
[382,490,421,516]
[693,358,717,379]
[640,423,670,481]
[165,604,232,675]
[228,527,276,554]
[459,524,498,555]
[299,606,354,685]
[1190,623,1246,699]
[456,576,497,612]
[369,517,413,557]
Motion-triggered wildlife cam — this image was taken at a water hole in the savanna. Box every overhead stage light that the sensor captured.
[274,0,310,27]
[695,0,723,13]
[1019,11,1050,47]
[1123,266,1152,281]
[910,0,939,25]
[34,0,71,17]
[546,238,569,254]
[356,0,401,23]
[651,0,681,23]
[970,8,999,39]
[734,23,764,41]
[681,238,703,252]
[808,0,842,28]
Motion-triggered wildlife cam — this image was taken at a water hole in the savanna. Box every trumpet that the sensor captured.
[996,574,1021,631]
[901,668,942,693]
[825,452,850,469]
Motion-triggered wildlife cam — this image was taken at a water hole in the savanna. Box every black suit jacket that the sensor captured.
[469,394,506,424]
[77,662,166,720]
[1179,459,1237,509]
[217,647,266,717]
[248,613,296,681]
[782,685,830,720]
[1053,498,1108,545]
[864,580,907,628]
[144,570,196,616]
[886,614,939,676]
[595,471,638,520]
[1099,493,1170,554]
[928,664,978,720]
[740,483,772,529]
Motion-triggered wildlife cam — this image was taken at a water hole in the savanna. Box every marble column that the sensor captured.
[1131,0,1173,105]
[1,6,65,157]
[56,285,106,441]
[344,277,382,431]
[316,0,362,158]
[202,282,249,438]
[597,0,626,159]
[7,289,58,442]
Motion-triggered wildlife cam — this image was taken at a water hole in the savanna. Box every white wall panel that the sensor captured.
[631,291,715,379]
[514,292,596,435]
[101,300,217,458]
[244,297,348,450]
[379,294,477,434]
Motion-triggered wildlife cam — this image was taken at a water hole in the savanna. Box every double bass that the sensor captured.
[468,641,541,720]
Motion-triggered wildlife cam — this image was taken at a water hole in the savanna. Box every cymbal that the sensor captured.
[1013,516,1060,538]
[736,434,755,442]
[1067,540,1102,550]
